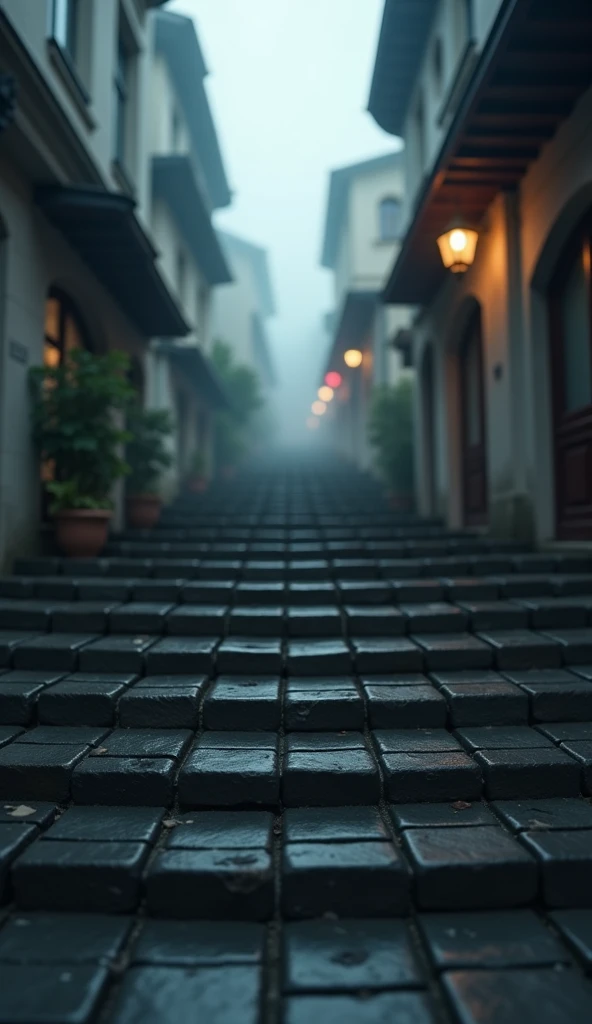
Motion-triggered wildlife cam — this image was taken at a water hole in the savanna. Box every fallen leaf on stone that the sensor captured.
[163,819,181,828]
[4,805,36,818]
[91,747,109,756]
[451,801,472,811]
[528,819,551,830]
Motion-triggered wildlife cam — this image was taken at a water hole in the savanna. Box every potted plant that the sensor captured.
[367,378,415,512]
[126,404,173,529]
[187,450,208,493]
[29,349,134,557]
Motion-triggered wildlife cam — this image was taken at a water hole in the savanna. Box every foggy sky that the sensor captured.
[167,0,398,440]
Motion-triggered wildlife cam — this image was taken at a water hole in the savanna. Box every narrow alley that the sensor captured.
[1,455,592,1021]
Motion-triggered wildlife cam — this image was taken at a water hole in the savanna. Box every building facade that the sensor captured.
[0,0,233,570]
[212,231,276,393]
[369,0,592,543]
[319,152,412,467]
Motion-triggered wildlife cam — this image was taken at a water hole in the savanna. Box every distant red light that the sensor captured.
[325,371,342,389]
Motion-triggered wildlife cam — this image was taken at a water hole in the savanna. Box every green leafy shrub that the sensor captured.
[126,404,173,495]
[29,349,134,514]
[367,377,415,494]
[211,340,264,471]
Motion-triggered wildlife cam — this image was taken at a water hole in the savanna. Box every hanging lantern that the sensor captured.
[436,219,479,273]
[325,371,342,389]
[344,349,363,368]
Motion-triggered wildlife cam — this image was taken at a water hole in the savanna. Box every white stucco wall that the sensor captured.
[350,163,404,289]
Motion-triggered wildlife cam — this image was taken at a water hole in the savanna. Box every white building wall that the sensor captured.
[212,246,265,371]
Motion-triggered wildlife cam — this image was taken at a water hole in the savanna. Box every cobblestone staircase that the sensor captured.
[1,459,592,1022]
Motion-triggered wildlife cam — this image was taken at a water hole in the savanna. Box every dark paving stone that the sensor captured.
[283,806,389,843]
[477,630,562,670]
[541,628,592,665]
[521,830,592,907]
[419,909,569,970]
[0,823,38,899]
[52,602,119,634]
[391,581,445,602]
[72,756,176,806]
[132,580,185,602]
[0,632,40,667]
[537,722,592,744]
[0,803,57,828]
[456,726,554,752]
[0,599,57,632]
[401,603,469,633]
[285,732,366,752]
[144,637,218,675]
[15,726,109,747]
[118,683,203,729]
[285,584,336,606]
[167,605,229,636]
[373,729,462,753]
[109,603,174,634]
[284,992,437,1024]
[0,726,23,748]
[553,741,592,794]
[516,597,591,629]
[0,963,110,1023]
[78,636,155,674]
[283,918,423,992]
[38,680,128,727]
[230,607,285,636]
[352,638,423,674]
[0,912,132,963]
[336,581,393,604]
[146,847,273,920]
[391,802,497,830]
[402,826,538,909]
[12,634,96,672]
[282,750,380,806]
[203,677,281,730]
[89,729,191,760]
[43,806,164,843]
[381,751,482,803]
[0,682,46,725]
[459,600,529,631]
[0,743,88,801]
[493,797,592,832]
[196,731,279,750]
[178,746,279,808]
[513,678,592,722]
[110,965,261,1024]
[131,919,265,966]
[282,841,410,918]
[490,573,555,598]
[164,811,274,850]
[12,839,150,911]
[77,578,135,601]
[216,638,283,674]
[343,607,404,636]
[287,640,352,676]
[284,685,364,732]
[442,966,592,1024]
[475,748,582,799]
[364,684,447,729]
[412,634,493,671]
[183,581,236,604]
[441,579,500,602]
[438,680,529,727]
[551,910,592,971]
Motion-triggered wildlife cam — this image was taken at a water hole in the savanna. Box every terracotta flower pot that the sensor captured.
[55,509,112,558]
[126,494,162,529]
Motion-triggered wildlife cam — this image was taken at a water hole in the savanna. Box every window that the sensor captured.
[44,288,91,368]
[114,37,130,169]
[464,0,475,40]
[378,198,401,241]
[51,0,79,60]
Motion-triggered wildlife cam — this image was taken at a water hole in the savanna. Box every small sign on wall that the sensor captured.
[9,340,28,365]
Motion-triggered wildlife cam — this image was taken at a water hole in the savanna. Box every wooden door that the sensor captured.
[460,310,488,526]
[549,228,592,540]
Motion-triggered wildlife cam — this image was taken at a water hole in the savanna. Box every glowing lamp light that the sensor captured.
[311,400,327,416]
[437,221,479,273]
[344,349,363,369]
[318,385,334,403]
[306,416,320,430]
[325,371,342,389]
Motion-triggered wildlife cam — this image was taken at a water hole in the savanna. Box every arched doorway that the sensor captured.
[548,216,592,539]
[459,306,488,526]
[421,344,436,515]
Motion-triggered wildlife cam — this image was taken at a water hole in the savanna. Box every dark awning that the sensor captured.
[152,155,232,286]
[36,185,189,338]
[158,342,230,411]
[384,0,592,304]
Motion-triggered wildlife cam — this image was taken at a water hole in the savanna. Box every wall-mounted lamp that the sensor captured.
[344,349,363,368]
[318,386,334,403]
[436,219,479,274]
[325,371,342,388]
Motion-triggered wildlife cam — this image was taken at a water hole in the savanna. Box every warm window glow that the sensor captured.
[344,349,363,368]
[318,386,334,402]
[311,400,327,416]
[437,224,479,273]
[325,371,342,389]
